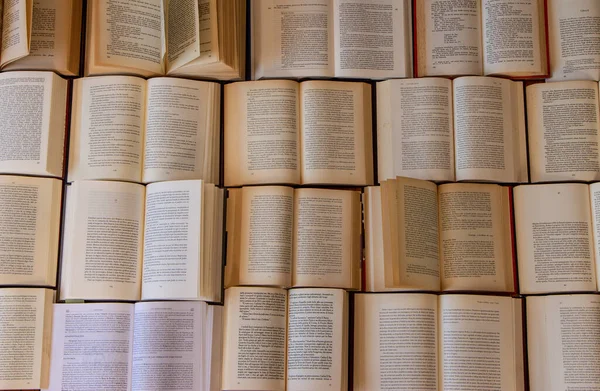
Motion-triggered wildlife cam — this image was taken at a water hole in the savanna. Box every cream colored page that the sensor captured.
[224,80,301,186]
[143,77,213,183]
[334,0,412,78]
[378,78,454,182]
[589,182,600,285]
[418,0,482,76]
[440,295,522,391]
[439,183,511,292]
[527,295,600,391]
[69,76,146,182]
[166,0,200,71]
[454,77,525,182]
[239,186,294,287]
[287,289,345,391]
[64,181,145,301]
[514,184,596,294]
[300,81,371,185]
[253,0,334,79]
[293,188,359,289]
[353,293,438,391]
[527,81,600,182]
[363,187,385,291]
[96,0,164,75]
[482,0,542,75]
[547,0,600,81]
[222,287,287,391]
[0,176,61,286]
[1,0,30,67]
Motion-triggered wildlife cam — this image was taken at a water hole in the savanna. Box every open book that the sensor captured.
[225,186,361,290]
[527,294,600,391]
[60,180,224,302]
[547,0,600,81]
[514,183,600,294]
[2,0,82,75]
[45,301,223,391]
[0,175,62,287]
[85,0,245,80]
[527,80,600,182]
[222,287,349,391]
[225,80,373,186]
[354,293,524,391]
[252,0,412,79]
[0,287,53,390]
[363,177,516,293]
[414,0,548,78]
[68,76,221,184]
[377,77,528,183]
[0,71,67,178]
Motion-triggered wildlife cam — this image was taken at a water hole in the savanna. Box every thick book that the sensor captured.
[252,0,413,79]
[377,77,528,183]
[2,0,82,75]
[414,0,549,78]
[44,301,223,391]
[85,0,245,80]
[224,80,374,187]
[0,71,68,178]
[68,76,221,184]
[222,287,349,391]
[514,183,600,294]
[364,178,516,293]
[0,287,54,390]
[0,175,62,287]
[60,180,224,302]
[225,186,361,290]
[527,80,600,182]
[353,293,524,391]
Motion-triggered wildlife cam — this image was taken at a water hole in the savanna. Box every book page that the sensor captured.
[224,80,301,186]
[287,289,347,391]
[482,0,544,76]
[377,78,454,182]
[415,0,482,76]
[440,295,523,391]
[454,76,527,182]
[353,293,438,391]
[252,0,334,79]
[166,0,200,71]
[0,288,52,390]
[132,301,206,391]
[0,176,61,286]
[300,80,372,185]
[514,184,597,294]
[1,0,31,67]
[547,0,600,81]
[527,81,600,182]
[293,188,360,289]
[62,181,145,301]
[238,186,294,287]
[143,77,217,183]
[45,303,134,391]
[589,182,600,286]
[69,76,146,182]
[333,0,412,78]
[142,180,203,300]
[527,294,600,391]
[222,287,287,391]
[94,0,164,75]
[439,183,513,292]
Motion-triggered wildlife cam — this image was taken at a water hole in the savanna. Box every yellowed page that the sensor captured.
[353,293,438,391]
[222,286,287,391]
[439,183,513,292]
[527,80,600,182]
[292,188,361,289]
[237,186,294,287]
[224,80,301,186]
[300,80,373,185]
[224,188,242,288]
[362,186,385,291]
[165,0,200,72]
[527,294,600,391]
[514,184,597,294]
[1,0,31,67]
